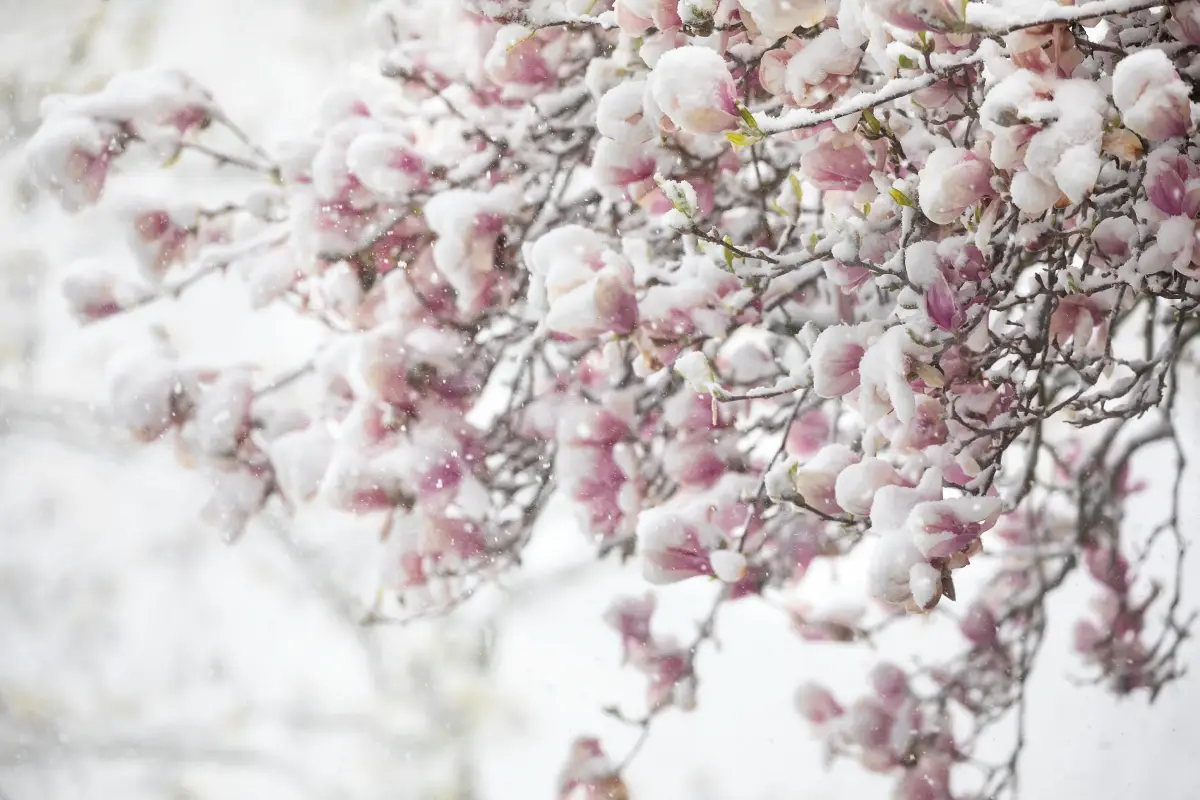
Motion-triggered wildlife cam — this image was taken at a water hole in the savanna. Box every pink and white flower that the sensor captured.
[648,46,739,136]
[1112,49,1193,141]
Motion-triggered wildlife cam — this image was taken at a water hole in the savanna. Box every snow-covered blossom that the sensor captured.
[867,468,1001,611]
[741,0,827,39]
[918,148,993,225]
[866,0,964,31]
[1112,49,1193,142]
[810,322,880,398]
[648,46,739,135]
[801,134,873,193]
[26,116,120,211]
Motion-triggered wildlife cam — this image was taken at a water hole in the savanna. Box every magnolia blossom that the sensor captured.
[835,457,906,516]
[740,0,827,39]
[484,25,555,93]
[530,226,639,338]
[638,474,752,583]
[1143,146,1200,219]
[784,30,861,108]
[857,326,935,425]
[425,186,518,314]
[345,132,428,196]
[596,80,654,144]
[866,0,964,31]
[809,322,880,398]
[127,207,196,280]
[1112,49,1193,141]
[790,443,859,516]
[648,46,739,135]
[800,134,873,192]
[615,0,682,36]
[26,115,119,211]
[918,148,993,225]
[107,348,194,443]
[61,262,135,323]
[1169,1,1200,44]
[867,468,1001,611]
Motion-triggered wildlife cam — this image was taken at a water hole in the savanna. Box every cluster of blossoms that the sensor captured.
[27,0,1200,795]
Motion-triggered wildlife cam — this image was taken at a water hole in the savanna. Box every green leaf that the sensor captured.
[863,202,872,216]
[737,102,761,132]
[862,107,881,135]
[788,173,803,204]
[725,131,752,148]
[723,235,736,271]
[897,54,917,70]
[889,187,914,207]
[917,31,928,48]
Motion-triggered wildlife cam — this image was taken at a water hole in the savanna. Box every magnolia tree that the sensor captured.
[24,0,1200,795]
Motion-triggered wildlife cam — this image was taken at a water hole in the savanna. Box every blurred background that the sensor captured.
[2,2,1200,798]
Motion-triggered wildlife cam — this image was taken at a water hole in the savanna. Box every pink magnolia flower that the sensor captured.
[867,469,999,612]
[547,256,639,339]
[62,262,135,323]
[866,0,965,31]
[1169,1,1200,44]
[809,322,880,398]
[1091,217,1137,262]
[638,509,724,583]
[637,473,754,583]
[185,370,255,459]
[596,80,654,145]
[604,593,656,666]
[1144,146,1200,218]
[960,602,999,649]
[907,495,1003,560]
[835,457,907,516]
[741,0,828,38]
[857,325,935,425]
[424,186,519,315]
[648,46,739,135]
[1112,49,1193,141]
[615,0,682,36]
[555,401,639,541]
[591,137,660,203]
[791,443,859,516]
[107,348,196,442]
[345,132,428,197]
[26,115,120,212]
[796,682,845,725]
[800,134,873,192]
[784,30,861,109]
[643,643,696,711]
[128,207,195,281]
[918,147,994,225]
[758,40,804,98]
[202,464,270,543]
[786,408,832,457]
[484,25,556,93]
[1048,294,1109,351]
[531,226,639,339]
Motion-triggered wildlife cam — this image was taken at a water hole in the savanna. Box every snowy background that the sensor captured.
[2,2,1199,798]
